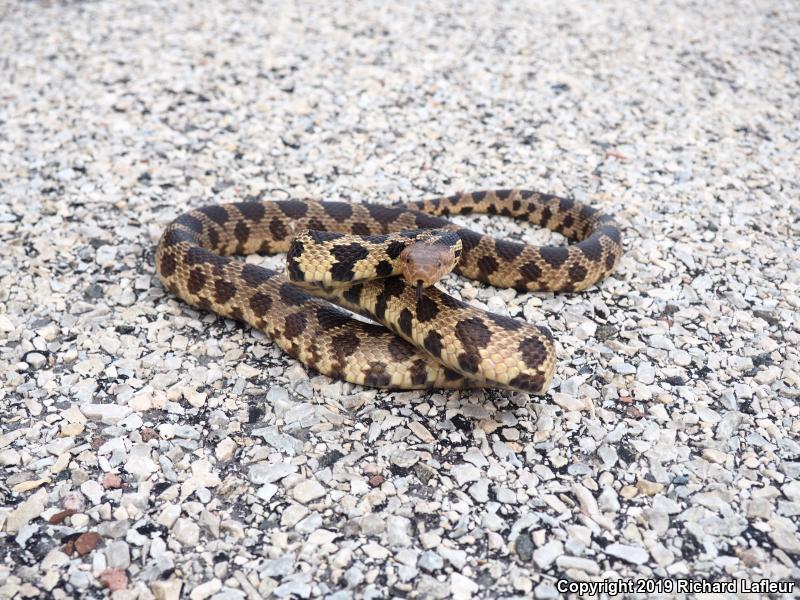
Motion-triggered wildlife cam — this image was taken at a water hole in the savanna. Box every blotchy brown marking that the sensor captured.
[249,292,272,317]
[234,221,250,245]
[398,308,413,337]
[519,262,543,282]
[351,222,371,235]
[236,202,265,222]
[325,202,353,221]
[332,330,360,364]
[410,360,428,386]
[159,253,177,277]
[277,201,308,219]
[424,330,443,357]
[600,226,622,245]
[175,214,204,233]
[207,227,220,249]
[367,204,402,228]
[284,312,308,338]
[188,268,207,294]
[415,296,439,323]
[389,337,416,362]
[269,217,288,241]
[509,373,545,393]
[316,306,352,329]
[477,255,498,277]
[241,264,273,287]
[279,283,308,307]
[495,240,524,262]
[579,238,602,261]
[364,362,391,387]
[519,336,548,369]
[488,313,523,331]
[540,246,569,268]
[162,228,193,246]
[458,230,483,254]
[199,205,229,225]
[454,317,492,350]
[569,264,588,283]
[343,284,363,306]
[214,279,236,304]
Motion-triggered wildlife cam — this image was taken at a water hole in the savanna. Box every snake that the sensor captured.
[155,189,622,394]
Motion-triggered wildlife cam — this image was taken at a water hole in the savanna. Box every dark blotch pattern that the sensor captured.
[366,204,402,228]
[415,296,439,323]
[324,202,353,221]
[364,363,391,387]
[330,243,369,282]
[234,221,250,245]
[454,317,492,350]
[269,217,288,241]
[342,284,363,306]
[488,313,523,331]
[495,240,524,262]
[214,279,236,304]
[316,306,352,329]
[249,292,272,317]
[423,331,443,358]
[386,240,406,260]
[187,268,206,294]
[375,260,393,278]
[159,253,177,277]
[277,201,308,219]
[351,222,371,236]
[600,226,622,245]
[509,373,545,393]
[279,282,308,307]
[540,246,569,268]
[458,229,483,254]
[284,312,308,338]
[569,264,588,283]
[477,255,498,277]
[198,205,229,225]
[398,308,413,337]
[519,262,543,282]
[175,214,204,233]
[235,202,265,222]
[410,360,428,386]
[332,331,360,364]
[162,228,194,246]
[241,264,273,287]
[388,337,415,362]
[519,336,549,369]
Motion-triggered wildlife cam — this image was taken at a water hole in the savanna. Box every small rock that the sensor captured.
[605,543,649,564]
[292,479,325,503]
[99,568,127,592]
[173,518,200,546]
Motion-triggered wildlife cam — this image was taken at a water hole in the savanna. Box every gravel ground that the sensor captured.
[1,0,799,598]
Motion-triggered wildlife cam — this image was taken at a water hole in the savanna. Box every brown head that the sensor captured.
[399,241,460,301]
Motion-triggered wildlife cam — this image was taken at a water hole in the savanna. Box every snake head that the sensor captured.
[399,239,459,297]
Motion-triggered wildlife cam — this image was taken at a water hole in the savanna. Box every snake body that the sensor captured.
[155,189,622,394]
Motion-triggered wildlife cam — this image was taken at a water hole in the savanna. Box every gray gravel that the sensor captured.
[1,0,799,598]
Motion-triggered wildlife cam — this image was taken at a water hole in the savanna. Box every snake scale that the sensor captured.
[155,189,622,394]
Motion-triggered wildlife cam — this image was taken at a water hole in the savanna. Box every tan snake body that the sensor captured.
[155,189,622,393]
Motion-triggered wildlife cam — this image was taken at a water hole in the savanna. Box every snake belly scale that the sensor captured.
[155,189,623,394]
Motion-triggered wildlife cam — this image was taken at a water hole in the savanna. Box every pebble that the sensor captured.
[605,543,650,565]
[173,518,200,546]
[291,479,326,503]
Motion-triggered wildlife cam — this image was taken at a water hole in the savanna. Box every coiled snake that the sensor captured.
[155,189,622,394]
